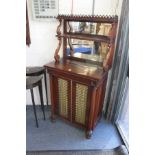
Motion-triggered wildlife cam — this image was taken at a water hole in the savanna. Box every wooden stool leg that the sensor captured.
[30,88,39,128]
[38,81,46,120]
[44,70,48,106]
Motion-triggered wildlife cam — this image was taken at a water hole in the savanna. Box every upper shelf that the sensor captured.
[57,33,113,43]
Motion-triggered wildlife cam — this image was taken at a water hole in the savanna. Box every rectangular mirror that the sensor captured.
[67,21,112,36]
[66,39,109,63]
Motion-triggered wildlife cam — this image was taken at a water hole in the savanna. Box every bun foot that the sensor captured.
[86,130,92,139]
[51,115,56,122]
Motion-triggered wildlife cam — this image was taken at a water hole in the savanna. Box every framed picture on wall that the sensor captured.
[26,2,31,46]
[32,0,59,21]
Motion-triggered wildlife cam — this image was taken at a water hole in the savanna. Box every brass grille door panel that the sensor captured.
[58,78,69,118]
[74,83,88,125]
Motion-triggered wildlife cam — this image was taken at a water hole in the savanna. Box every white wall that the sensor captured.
[26,0,123,105]
[26,0,58,105]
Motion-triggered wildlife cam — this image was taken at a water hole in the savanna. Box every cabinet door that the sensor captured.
[72,82,89,127]
[56,77,71,121]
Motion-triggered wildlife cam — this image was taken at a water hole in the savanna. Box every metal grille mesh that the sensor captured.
[58,78,68,117]
[75,83,88,125]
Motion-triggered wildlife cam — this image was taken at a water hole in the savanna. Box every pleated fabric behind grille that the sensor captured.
[75,83,88,125]
[58,78,68,118]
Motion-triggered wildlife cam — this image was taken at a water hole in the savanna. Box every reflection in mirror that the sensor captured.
[67,39,109,63]
[67,22,112,36]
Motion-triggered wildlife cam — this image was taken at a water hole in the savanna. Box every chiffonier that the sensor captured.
[45,15,118,138]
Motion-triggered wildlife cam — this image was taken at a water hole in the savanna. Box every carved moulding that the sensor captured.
[57,14,118,23]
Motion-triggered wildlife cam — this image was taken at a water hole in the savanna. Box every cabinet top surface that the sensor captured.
[45,59,106,81]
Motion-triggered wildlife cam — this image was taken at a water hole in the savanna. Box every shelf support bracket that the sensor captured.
[54,19,62,63]
[103,22,118,70]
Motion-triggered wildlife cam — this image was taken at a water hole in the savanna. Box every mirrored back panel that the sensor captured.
[67,39,109,63]
[67,22,112,36]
